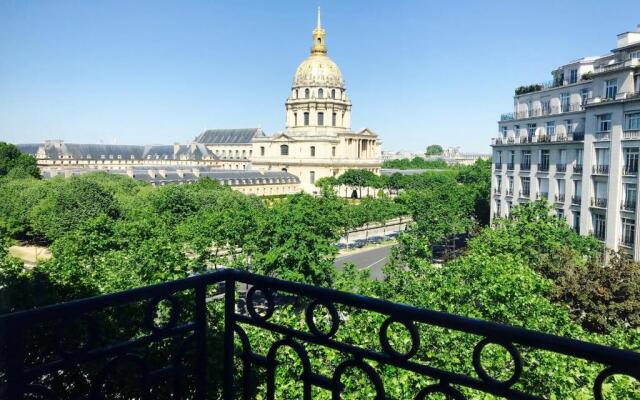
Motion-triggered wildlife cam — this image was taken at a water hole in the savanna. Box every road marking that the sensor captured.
[363,257,388,270]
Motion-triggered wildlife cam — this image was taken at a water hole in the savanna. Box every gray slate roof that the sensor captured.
[41,167,300,187]
[15,144,41,156]
[19,141,218,161]
[194,128,265,144]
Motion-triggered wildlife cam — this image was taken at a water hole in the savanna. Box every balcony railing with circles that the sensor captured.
[2,269,639,399]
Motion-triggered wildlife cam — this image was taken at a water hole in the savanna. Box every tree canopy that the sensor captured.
[425,144,444,155]
[0,142,40,179]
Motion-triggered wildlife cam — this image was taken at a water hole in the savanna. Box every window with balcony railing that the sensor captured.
[621,218,636,247]
[507,163,514,170]
[538,163,549,171]
[520,162,531,171]
[556,163,566,172]
[555,193,566,202]
[572,195,581,205]
[593,213,606,240]
[573,164,583,173]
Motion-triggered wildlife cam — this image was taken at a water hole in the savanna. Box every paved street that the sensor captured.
[334,244,394,280]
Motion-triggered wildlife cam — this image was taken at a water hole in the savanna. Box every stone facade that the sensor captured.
[490,25,640,259]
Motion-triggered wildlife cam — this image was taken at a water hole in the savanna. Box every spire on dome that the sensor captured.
[311,7,327,55]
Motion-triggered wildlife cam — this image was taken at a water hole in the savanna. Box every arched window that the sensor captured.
[318,88,324,98]
[318,112,324,126]
[304,112,310,126]
[331,89,336,99]
[305,88,310,99]
[332,112,337,127]
[295,89,299,99]
[260,146,265,156]
[294,113,298,126]
[280,145,289,156]
[310,146,316,157]
[310,171,316,184]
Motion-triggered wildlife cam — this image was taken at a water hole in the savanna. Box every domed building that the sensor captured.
[251,8,382,193]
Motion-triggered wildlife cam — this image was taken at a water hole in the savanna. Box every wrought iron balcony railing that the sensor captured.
[620,238,635,248]
[494,163,503,170]
[537,192,549,200]
[591,197,608,208]
[573,164,583,174]
[2,269,639,399]
[520,162,531,171]
[621,200,637,212]
[623,165,638,176]
[592,164,610,175]
[507,163,515,170]
[556,163,566,172]
[571,195,582,205]
[555,194,566,203]
[506,189,514,196]
[537,163,549,172]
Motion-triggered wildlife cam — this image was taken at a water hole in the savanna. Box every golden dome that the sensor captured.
[292,7,344,89]
[293,55,344,88]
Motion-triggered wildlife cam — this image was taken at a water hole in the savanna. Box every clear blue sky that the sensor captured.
[1,0,638,152]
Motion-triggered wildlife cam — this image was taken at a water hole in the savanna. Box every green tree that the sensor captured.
[337,169,377,198]
[553,250,640,333]
[396,182,473,244]
[425,144,444,155]
[248,193,344,285]
[29,177,121,242]
[0,142,40,179]
[0,178,47,239]
[456,159,492,226]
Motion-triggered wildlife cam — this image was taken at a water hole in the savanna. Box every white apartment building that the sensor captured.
[491,25,640,259]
